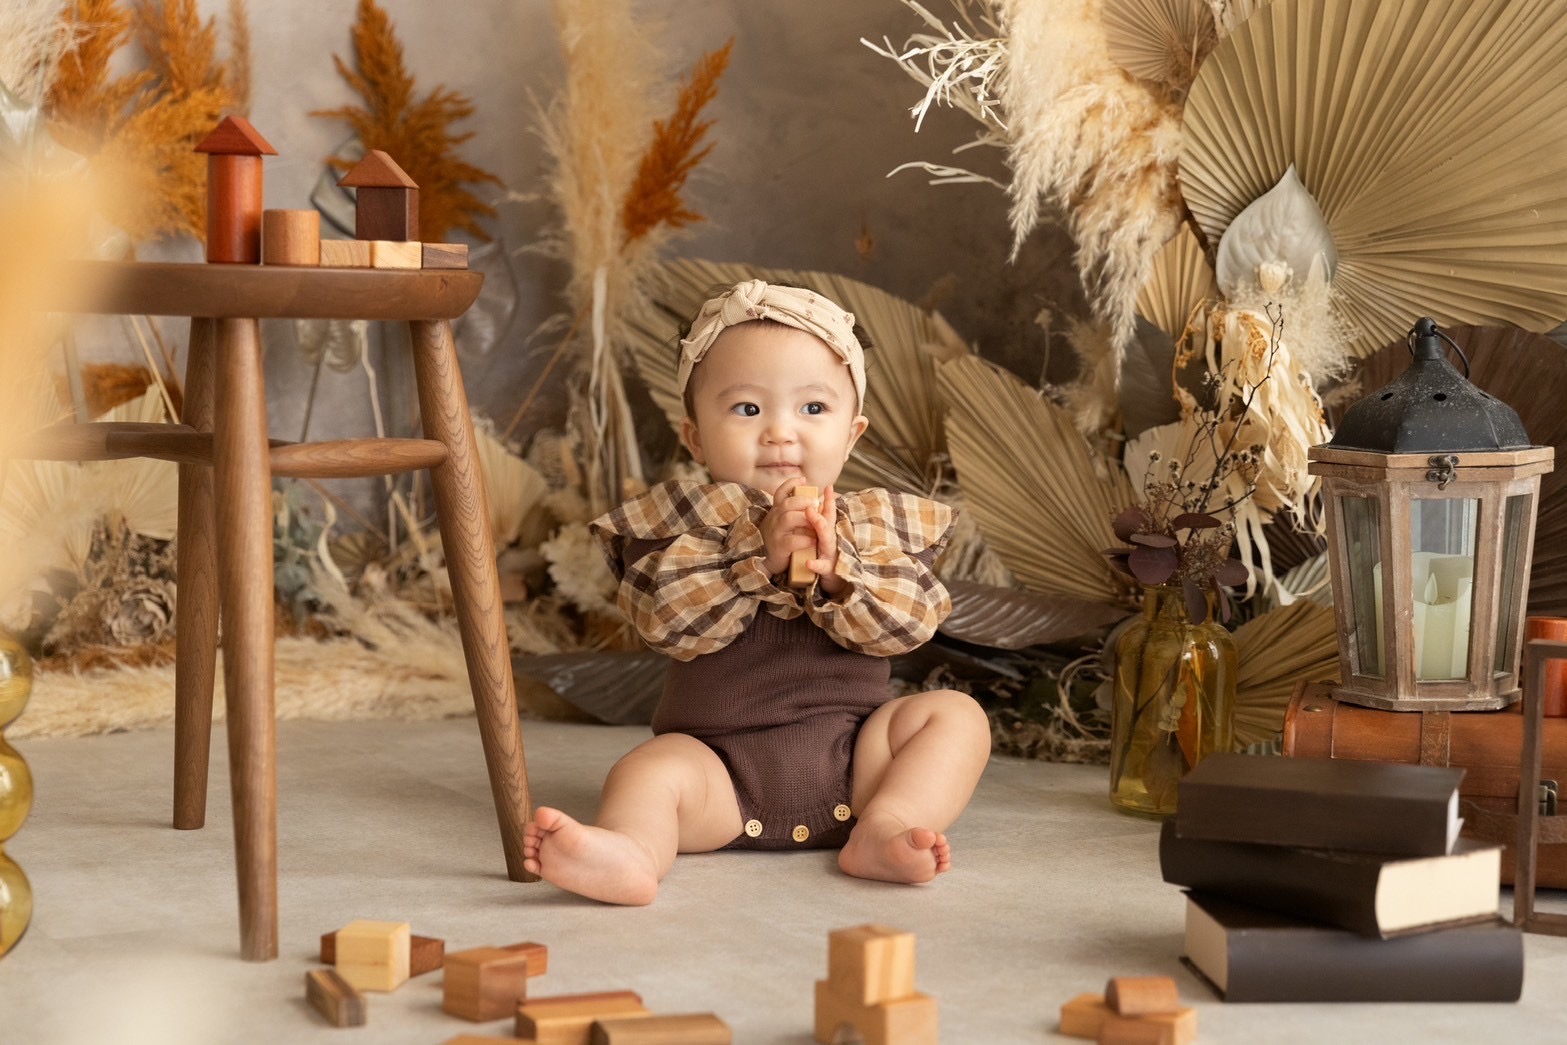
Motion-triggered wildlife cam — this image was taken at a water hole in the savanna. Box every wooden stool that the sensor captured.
[26,260,536,960]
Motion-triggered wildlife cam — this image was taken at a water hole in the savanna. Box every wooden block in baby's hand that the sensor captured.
[335,919,410,992]
[1105,976,1180,1016]
[589,1012,732,1044]
[305,967,366,1027]
[444,946,535,1021]
[789,485,820,587]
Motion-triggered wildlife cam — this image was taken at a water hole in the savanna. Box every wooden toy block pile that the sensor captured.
[813,925,937,1045]
[304,920,730,1041]
[1059,976,1197,1045]
[195,115,467,271]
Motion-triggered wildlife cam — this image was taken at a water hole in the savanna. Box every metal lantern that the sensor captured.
[1307,318,1554,711]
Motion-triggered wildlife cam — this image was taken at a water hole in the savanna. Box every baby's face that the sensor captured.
[680,323,868,496]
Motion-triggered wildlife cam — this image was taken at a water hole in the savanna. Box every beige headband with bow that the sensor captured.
[678,279,865,407]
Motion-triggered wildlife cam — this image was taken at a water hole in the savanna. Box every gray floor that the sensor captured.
[3,717,1567,1044]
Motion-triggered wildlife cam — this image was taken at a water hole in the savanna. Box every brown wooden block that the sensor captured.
[826,924,916,1006]
[411,934,446,976]
[443,1037,528,1045]
[788,486,820,586]
[515,992,647,1045]
[320,930,336,964]
[1059,993,1111,1038]
[423,242,469,269]
[444,946,534,1021]
[1105,976,1180,1017]
[203,154,264,264]
[1095,1008,1197,1045]
[319,239,372,268]
[813,980,937,1045]
[502,940,549,976]
[370,240,422,270]
[340,149,419,241]
[336,919,410,992]
[262,209,320,266]
[305,967,366,1027]
[590,1013,731,1044]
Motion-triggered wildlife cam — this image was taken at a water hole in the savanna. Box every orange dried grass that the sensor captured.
[315,0,502,242]
[47,0,149,152]
[620,38,733,247]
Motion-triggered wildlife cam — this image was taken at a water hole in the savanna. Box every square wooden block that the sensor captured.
[370,240,422,269]
[336,919,410,992]
[319,239,372,268]
[443,946,534,1021]
[827,925,916,1006]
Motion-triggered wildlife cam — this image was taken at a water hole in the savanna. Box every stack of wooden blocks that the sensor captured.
[813,925,937,1045]
[306,919,448,1027]
[1059,976,1197,1044]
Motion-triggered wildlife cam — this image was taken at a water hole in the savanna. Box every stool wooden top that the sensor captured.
[56,260,483,320]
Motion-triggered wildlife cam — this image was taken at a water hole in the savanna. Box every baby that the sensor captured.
[523,279,991,905]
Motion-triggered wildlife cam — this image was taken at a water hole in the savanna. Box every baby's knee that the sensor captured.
[928,690,992,746]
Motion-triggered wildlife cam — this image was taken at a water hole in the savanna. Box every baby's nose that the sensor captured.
[762,419,797,443]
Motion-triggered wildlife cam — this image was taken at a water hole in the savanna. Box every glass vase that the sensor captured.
[0,632,33,957]
[1109,585,1236,817]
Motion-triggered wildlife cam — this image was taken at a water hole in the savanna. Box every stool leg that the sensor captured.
[410,318,535,882]
[174,317,220,830]
[211,317,278,960]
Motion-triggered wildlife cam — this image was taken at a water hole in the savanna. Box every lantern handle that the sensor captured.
[1408,321,1472,378]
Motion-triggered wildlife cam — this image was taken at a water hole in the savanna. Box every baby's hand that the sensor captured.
[804,485,846,596]
[761,477,819,577]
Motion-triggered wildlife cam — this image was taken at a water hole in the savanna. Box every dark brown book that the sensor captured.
[1159,820,1500,937]
[1183,893,1523,1003]
[1176,753,1464,856]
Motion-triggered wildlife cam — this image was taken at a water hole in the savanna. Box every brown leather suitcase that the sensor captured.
[1282,681,1567,888]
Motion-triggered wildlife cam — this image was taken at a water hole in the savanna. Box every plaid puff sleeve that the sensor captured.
[803,489,956,656]
[589,481,802,661]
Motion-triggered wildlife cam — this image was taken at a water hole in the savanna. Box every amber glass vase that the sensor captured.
[1109,585,1236,817]
[0,632,34,957]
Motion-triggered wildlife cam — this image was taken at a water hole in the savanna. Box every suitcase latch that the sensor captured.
[1541,779,1559,818]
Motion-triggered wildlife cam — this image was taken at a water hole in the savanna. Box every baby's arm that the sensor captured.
[804,492,954,657]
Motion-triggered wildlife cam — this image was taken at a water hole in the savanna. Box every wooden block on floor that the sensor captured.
[336,919,410,992]
[826,924,916,1006]
[262,208,320,266]
[813,980,937,1045]
[515,992,647,1045]
[411,934,446,976]
[321,930,336,964]
[444,946,535,1021]
[501,940,549,976]
[320,238,372,268]
[370,240,422,269]
[443,1037,527,1045]
[423,242,469,269]
[589,1013,731,1044]
[305,968,366,1027]
[1059,993,1111,1038]
[1095,1008,1197,1045]
[1105,976,1180,1017]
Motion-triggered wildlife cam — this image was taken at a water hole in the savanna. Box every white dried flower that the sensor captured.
[539,523,618,617]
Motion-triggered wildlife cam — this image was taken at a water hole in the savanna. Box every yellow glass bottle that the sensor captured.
[1109,585,1236,817]
[0,632,34,956]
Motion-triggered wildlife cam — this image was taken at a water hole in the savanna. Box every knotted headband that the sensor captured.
[678,279,865,408]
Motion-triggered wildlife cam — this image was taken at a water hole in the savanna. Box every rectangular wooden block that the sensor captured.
[502,940,549,976]
[789,486,820,586]
[370,240,422,269]
[1096,1009,1197,1045]
[515,992,647,1045]
[1105,976,1180,1016]
[826,924,916,1006]
[320,238,372,268]
[444,946,535,1021]
[1059,993,1111,1038]
[813,980,937,1045]
[306,967,366,1027]
[262,208,320,266]
[589,1013,731,1044]
[336,919,410,992]
[423,242,469,269]
[443,1037,528,1045]
[411,934,446,977]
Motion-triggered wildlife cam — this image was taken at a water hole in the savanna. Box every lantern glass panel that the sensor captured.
[1409,498,1478,681]
[1494,493,1532,678]
[1342,495,1383,679]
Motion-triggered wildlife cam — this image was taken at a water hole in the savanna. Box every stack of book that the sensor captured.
[1161,753,1524,1003]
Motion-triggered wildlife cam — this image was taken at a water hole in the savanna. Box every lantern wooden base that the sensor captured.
[1330,681,1520,713]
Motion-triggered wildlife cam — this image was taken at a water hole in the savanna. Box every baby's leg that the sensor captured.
[523,733,742,905]
[839,690,991,884]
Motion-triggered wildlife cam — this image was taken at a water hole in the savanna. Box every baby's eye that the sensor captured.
[802,402,826,416]
[731,402,760,417]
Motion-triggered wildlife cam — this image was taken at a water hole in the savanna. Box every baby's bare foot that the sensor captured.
[522,807,659,906]
[837,811,951,885]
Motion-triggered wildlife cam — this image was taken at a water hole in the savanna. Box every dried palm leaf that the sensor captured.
[473,420,548,549]
[1136,223,1214,342]
[624,257,968,496]
[1232,598,1339,748]
[941,578,1130,650]
[934,492,1014,588]
[1353,324,1567,617]
[1101,0,1218,95]
[1207,0,1268,37]
[1182,0,1567,359]
[939,355,1135,603]
[513,649,665,725]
